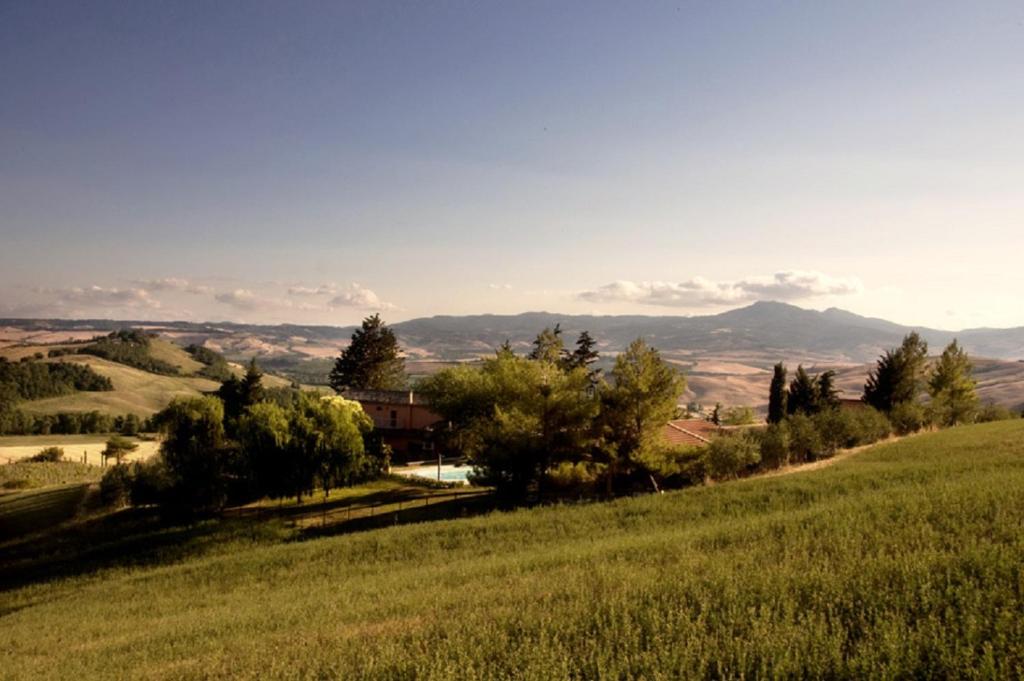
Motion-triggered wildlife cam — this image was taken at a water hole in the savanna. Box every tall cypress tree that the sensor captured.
[817,370,840,410]
[329,314,405,391]
[767,362,788,424]
[787,365,819,415]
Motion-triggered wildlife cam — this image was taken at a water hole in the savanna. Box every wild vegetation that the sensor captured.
[2,421,1022,678]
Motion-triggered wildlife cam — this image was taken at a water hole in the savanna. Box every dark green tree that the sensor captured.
[329,314,406,391]
[767,362,788,424]
[787,365,819,415]
[817,370,840,411]
[564,331,600,374]
[863,332,928,412]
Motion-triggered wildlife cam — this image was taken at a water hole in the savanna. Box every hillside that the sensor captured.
[4,303,1024,410]
[2,421,1022,678]
[16,355,220,417]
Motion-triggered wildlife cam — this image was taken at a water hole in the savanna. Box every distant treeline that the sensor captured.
[0,410,152,436]
[80,330,180,375]
[0,358,112,402]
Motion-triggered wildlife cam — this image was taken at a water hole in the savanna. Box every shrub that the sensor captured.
[544,461,606,497]
[100,464,133,507]
[129,458,172,506]
[29,446,64,463]
[787,413,823,463]
[889,401,928,436]
[975,403,1019,423]
[849,406,892,444]
[759,422,790,469]
[704,432,760,480]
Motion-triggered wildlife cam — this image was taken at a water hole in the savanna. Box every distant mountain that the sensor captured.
[3,301,1024,363]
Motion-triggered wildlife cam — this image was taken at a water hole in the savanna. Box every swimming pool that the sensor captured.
[395,464,472,484]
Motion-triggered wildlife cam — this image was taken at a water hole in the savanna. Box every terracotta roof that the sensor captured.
[662,419,719,447]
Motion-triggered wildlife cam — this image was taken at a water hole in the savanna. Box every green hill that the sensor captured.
[18,356,220,416]
[2,421,1022,678]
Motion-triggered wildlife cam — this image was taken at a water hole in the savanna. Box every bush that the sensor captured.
[29,446,64,462]
[889,401,928,436]
[849,407,892,444]
[129,458,172,506]
[787,413,823,463]
[704,432,760,480]
[100,464,133,507]
[975,403,1019,423]
[759,423,790,469]
[544,461,606,497]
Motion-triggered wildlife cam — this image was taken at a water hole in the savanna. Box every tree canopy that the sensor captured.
[863,332,928,412]
[329,314,405,391]
[928,339,978,426]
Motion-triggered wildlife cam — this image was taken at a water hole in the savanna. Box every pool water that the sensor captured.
[397,464,471,483]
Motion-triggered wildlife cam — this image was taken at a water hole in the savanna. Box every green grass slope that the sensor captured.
[3,421,1023,679]
[19,356,219,416]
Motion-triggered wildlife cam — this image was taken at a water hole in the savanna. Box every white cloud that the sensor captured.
[488,283,514,290]
[287,283,337,297]
[578,271,862,308]
[136,277,213,295]
[327,283,395,310]
[36,285,161,309]
[214,289,264,310]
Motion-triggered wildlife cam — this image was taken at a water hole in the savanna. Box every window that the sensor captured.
[389,409,398,428]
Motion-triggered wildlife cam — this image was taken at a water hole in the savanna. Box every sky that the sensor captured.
[1,1,1022,330]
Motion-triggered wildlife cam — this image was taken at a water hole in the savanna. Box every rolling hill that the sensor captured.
[4,301,1024,410]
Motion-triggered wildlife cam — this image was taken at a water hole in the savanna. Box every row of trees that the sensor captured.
[768,333,1002,440]
[107,361,386,514]
[420,327,684,500]
[0,409,148,436]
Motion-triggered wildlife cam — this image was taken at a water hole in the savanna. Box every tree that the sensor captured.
[767,362,788,424]
[218,358,265,433]
[704,431,760,480]
[154,396,231,513]
[329,314,405,391]
[928,340,978,426]
[816,370,840,411]
[237,401,292,500]
[864,332,928,412]
[600,338,685,492]
[102,435,138,465]
[420,351,598,499]
[564,331,600,375]
[527,324,565,364]
[787,365,819,416]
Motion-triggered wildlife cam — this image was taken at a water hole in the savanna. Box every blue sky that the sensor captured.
[1,1,1022,329]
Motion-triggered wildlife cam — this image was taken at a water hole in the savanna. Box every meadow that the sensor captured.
[1,420,1022,679]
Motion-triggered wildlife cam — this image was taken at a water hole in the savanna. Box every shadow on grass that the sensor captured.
[0,487,498,596]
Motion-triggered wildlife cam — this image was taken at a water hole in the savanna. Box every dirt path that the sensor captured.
[755,433,911,480]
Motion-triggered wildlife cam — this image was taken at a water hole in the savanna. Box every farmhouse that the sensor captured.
[343,389,443,461]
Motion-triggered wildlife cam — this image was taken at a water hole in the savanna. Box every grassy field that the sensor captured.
[0,461,103,491]
[0,434,160,466]
[2,421,1023,679]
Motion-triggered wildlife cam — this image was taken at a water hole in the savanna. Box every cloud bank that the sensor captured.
[578,271,862,308]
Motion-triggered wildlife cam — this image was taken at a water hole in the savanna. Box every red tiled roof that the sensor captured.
[662,419,719,447]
